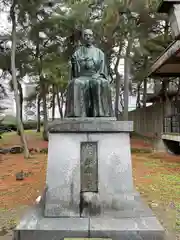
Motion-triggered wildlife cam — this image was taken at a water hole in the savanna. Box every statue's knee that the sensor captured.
[95,79,108,87]
[91,79,101,87]
[101,80,108,87]
[74,78,84,87]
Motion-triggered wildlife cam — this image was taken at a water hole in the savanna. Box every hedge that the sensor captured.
[0,121,43,133]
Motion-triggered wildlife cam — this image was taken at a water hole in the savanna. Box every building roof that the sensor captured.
[158,0,180,13]
[148,40,180,77]
[146,89,178,103]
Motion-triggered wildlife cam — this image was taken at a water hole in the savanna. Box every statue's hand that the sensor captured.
[92,73,100,80]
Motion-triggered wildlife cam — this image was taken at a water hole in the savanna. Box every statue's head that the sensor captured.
[82,29,94,46]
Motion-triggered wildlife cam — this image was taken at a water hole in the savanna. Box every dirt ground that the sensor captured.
[0,132,180,239]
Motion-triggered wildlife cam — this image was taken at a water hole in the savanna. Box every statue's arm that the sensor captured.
[98,50,108,79]
[71,54,79,79]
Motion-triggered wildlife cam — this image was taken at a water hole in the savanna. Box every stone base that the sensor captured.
[45,119,134,217]
[48,118,133,133]
[14,200,165,240]
[14,118,164,239]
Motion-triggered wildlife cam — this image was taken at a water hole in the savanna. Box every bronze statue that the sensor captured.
[65,29,114,117]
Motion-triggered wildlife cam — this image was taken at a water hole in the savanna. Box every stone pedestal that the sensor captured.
[14,199,165,240]
[45,118,134,217]
[14,118,165,240]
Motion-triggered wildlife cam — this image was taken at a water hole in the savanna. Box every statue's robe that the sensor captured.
[65,45,114,117]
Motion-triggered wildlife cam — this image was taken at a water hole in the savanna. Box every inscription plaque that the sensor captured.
[80,142,98,192]
[64,239,112,240]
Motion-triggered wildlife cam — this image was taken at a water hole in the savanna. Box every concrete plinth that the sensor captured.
[14,199,165,240]
[44,118,134,217]
[13,118,165,239]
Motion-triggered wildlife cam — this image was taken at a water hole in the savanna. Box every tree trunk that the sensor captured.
[142,57,148,107]
[114,47,122,120]
[37,49,48,140]
[35,34,41,133]
[19,82,23,135]
[142,78,147,107]
[136,82,141,108]
[163,79,170,104]
[52,84,55,120]
[17,81,23,135]
[115,75,122,119]
[114,45,122,120]
[42,82,48,141]
[10,1,29,158]
[123,56,130,120]
[37,94,41,132]
[175,79,180,102]
[123,39,132,121]
[119,91,124,112]
[18,81,23,122]
[57,87,63,119]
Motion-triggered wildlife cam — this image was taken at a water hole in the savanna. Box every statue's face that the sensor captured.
[82,29,94,46]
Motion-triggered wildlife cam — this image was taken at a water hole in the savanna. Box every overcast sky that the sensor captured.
[0,10,11,34]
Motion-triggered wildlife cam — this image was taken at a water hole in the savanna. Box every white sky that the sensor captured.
[0,11,11,34]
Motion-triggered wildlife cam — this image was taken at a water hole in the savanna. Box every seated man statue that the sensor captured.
[65,29,114,118]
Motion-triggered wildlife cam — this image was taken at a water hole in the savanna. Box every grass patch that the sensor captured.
[131,148,152,154]
[144,160,161,167]
[133,155,180,233]
[0,129,43,146]
[131,132,155,142]
[0,131,16,140]
[160,174,180,183]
